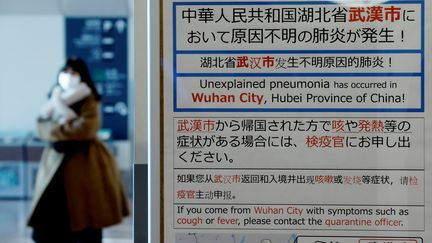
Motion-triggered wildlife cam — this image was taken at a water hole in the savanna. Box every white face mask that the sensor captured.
[58,72,81,90]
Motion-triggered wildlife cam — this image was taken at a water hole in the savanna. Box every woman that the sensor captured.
[28,57,130,243]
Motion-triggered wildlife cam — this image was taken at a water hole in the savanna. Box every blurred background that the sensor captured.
[0,0,134,242]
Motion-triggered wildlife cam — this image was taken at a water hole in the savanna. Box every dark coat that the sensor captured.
[28,95,130,232]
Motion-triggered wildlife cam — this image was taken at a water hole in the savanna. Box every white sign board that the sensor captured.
[158,0,431,242]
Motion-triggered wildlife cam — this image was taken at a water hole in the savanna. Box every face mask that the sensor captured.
[58,72,81,90]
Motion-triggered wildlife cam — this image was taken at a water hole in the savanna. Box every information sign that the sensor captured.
[159,1,431,242]
[66,17,128,139]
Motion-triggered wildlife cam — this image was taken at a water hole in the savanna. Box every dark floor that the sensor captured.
[0,200,133,243]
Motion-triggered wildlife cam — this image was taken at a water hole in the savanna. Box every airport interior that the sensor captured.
[1,0,134,242]
[2,0,425,243]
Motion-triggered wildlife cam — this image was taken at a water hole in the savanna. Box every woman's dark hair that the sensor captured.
[60,57,102,101]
